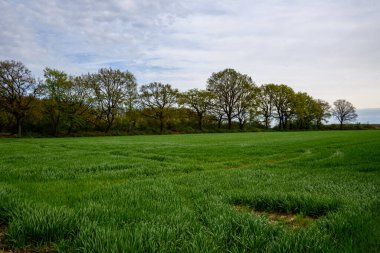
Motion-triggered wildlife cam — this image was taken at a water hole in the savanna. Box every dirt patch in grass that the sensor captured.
[0,224,55,253]
[0,224,12,253]
[233,204,317,229]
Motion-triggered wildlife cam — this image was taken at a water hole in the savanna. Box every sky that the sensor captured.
[1,0,380,109]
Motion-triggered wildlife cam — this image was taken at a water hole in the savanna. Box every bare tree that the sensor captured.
[0,60,36,136]
[139,82,178,133]
[332,99,357,129]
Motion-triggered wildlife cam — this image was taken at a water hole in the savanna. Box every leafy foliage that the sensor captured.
[139,82,178,133]
[1,60,363,135]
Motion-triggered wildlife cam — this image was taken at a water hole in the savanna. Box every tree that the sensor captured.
[209,97,225,129]
[38,69,93,135]
[235,85,258,130]
[37,68,71,135]
[332,99,357,129]
[91,68,137,132]
[139,82,178,133]
[0,60,36,136]
[293,92,318,129]
[0,109,12,133]
[207,68,255,129]
[178,89,213,130]
[258,84,276,129]
[314,99,331,129]
[271,84,295,130]
[123,75,139,133]
[64,75,93,134]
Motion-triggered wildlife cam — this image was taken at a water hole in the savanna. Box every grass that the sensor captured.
[0,130,379,252]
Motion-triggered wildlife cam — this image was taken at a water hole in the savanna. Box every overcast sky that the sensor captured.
[1,0,379,108]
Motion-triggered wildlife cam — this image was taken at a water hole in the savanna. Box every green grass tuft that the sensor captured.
[0,130,379,252]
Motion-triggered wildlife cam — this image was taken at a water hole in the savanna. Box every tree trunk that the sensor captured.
[218,115,222,129]
[67,124,73,135]
[284,117,288,130]
[17,117,22,137]
[54,117,59,136]
[105,113,114,133]
[50,107,60,136]
[238,118,244,130]
[159,114,164,134]
[198,113,203,130]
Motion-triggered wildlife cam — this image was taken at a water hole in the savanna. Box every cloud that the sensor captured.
[1,0,379,107]
[0,0,187,73]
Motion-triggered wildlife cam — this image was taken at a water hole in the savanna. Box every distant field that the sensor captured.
[0,131,379,252]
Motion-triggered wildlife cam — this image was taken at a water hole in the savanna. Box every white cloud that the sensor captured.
[0,0,379,108]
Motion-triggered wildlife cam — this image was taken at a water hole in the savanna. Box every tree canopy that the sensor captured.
[332,99,358,129]
[139,82,178,133]
[0,59,363,136]
[0,60,36,136]
[207,68,256,129]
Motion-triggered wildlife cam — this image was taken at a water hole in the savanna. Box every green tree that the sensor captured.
[38,68,71,135]
[123,76,139,133]
[293,92,317,129]
[178,89,213,130]
[271,84,295,130]
[257,84,276,129]
[38,72,94,135]
[207,68,255,129]
[0,60,36,136]
[235,85,258,130]
[314,99,331,129]
[209,97,225,129]
[332,99,357,129]
[64,75,93,134]
[139,82,178,133]
[91,68,137,133]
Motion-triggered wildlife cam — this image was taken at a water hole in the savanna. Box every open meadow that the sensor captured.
[0,131,379,252]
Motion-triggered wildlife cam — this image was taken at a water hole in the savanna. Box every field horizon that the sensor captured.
[0,131,379,252]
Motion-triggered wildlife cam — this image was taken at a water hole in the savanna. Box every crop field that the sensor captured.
[0,131,379,252]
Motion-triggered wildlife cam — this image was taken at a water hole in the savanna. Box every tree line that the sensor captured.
[0,60,358,137]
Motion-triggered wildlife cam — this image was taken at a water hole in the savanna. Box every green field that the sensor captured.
[0,131,379,252]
